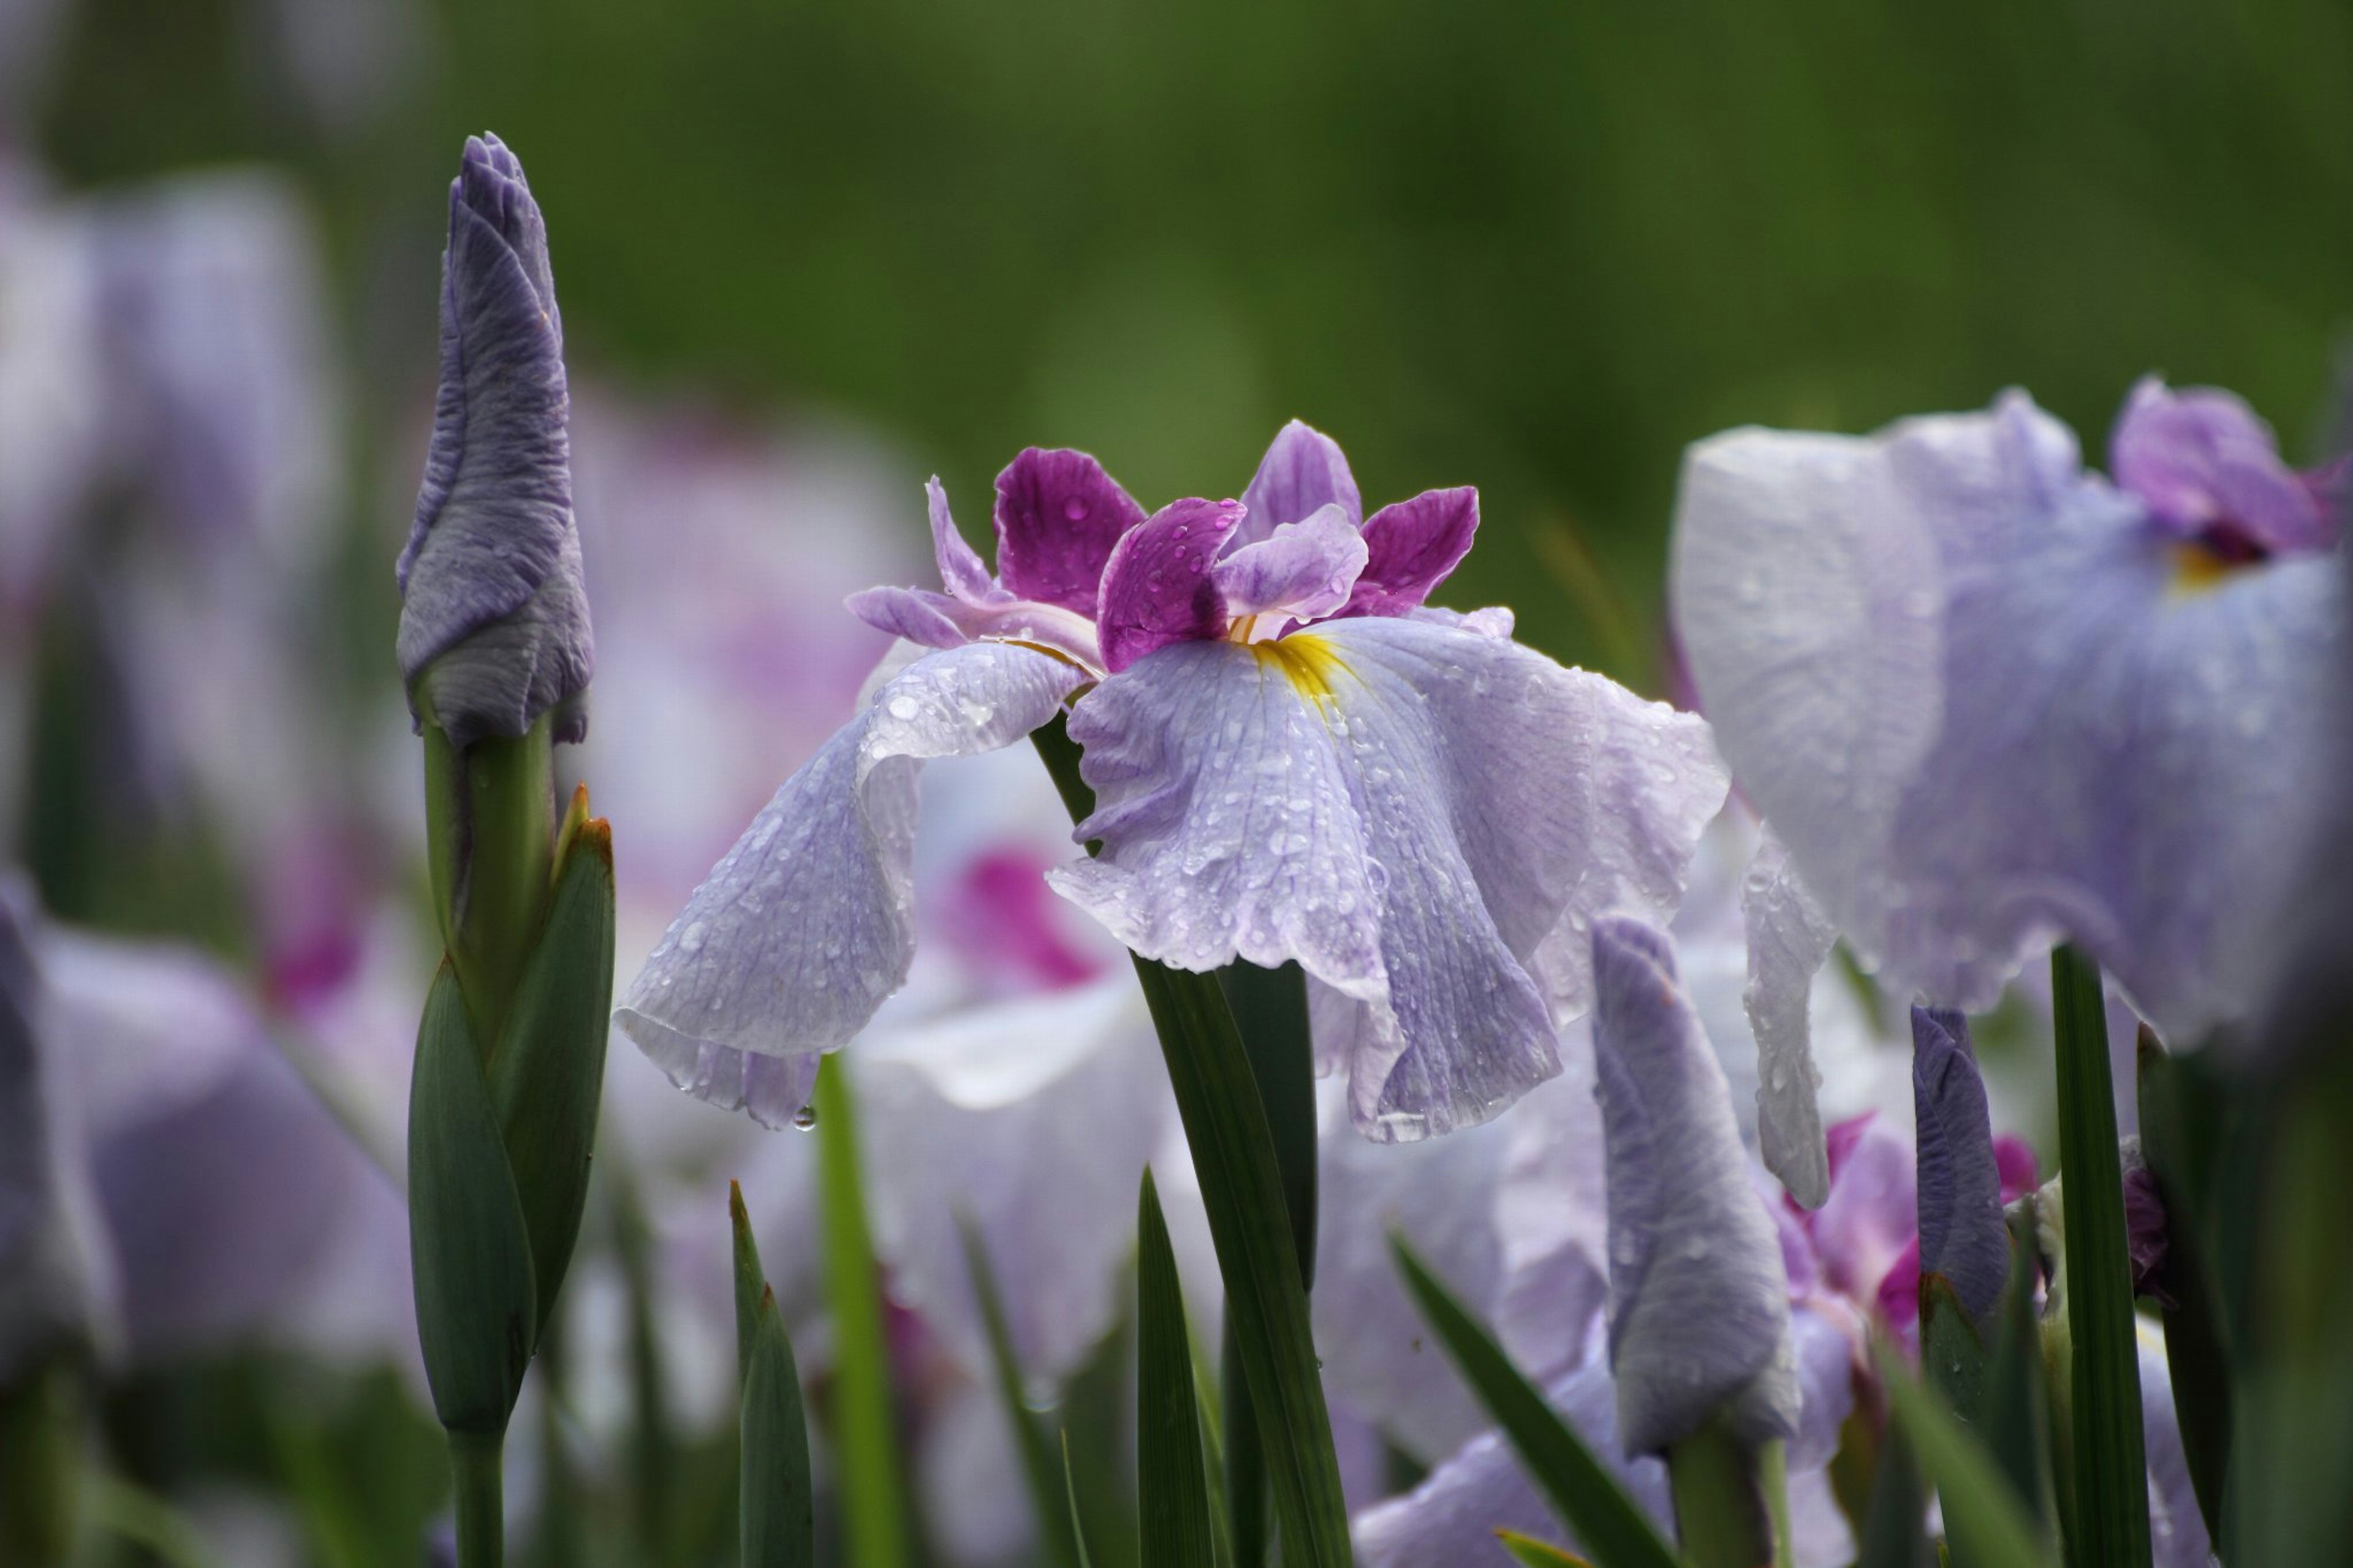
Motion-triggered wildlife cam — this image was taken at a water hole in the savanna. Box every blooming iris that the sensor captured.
[1673,381,2343,1197]
[620,421,1726,1138]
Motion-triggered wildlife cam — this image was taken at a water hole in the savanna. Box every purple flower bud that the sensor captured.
[2120,1138,2172,1306]
[395,134,593,748]
[1591,915,1799,1458]
[1911,1005,2010,1323]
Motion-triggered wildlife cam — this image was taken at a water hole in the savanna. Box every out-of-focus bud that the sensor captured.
[395,133,593,751]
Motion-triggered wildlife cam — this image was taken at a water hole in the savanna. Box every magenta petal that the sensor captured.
[1211,503,1367,624]
[1094,497,1245,673]
[993,448,1147,615]
[2111,377,2333,553]
[1237,420,1362,548]
[1344,487,1479,618]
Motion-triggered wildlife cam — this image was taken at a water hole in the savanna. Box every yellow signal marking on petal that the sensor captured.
[2168,540,2246,597]
[1251,632,1350,705]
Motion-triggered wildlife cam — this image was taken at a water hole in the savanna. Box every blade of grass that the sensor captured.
[1391,1238,1680,1568]
[1139,1170,1219,1568]
[740,1288,815,1568]
[813,1056,913,1568]
[2048,946,2150,1568]
[1063,1433,1098,1568]
[84,1474,234,1568]
[1034,719,1352,1568]
[1496,1529,1597,1566]
[958,1214,1083,1568]
[1876,1346,2059,1568]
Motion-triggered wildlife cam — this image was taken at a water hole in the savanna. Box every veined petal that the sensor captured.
[1911,1006,2009,1322]
[1094,496,1245,672]
[615,642,1086,1126]
[1591,916,1798,1456]
[1238,418,1362,548]
[992,448,1146,614]
[1343,487,1479,618]
[1741,830,1840,1206]
[1212,502,1367,624]
[1674,389,2343,1041]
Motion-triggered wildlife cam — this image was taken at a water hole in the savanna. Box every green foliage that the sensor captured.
[1877,1347,2059,1568]
[1138,1170,1219,1568]
[732,1184,814,1568]
[1391,1238,1680,1568]
[959,1215,1083,1568]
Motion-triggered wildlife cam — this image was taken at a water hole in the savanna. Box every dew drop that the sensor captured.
[1064,496,1090,523]
[888,695,920,721]
[791,1103,820,1132]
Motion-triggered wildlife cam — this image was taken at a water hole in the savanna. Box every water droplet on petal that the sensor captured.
[792,1103,820,1132]
[1064,496,1090,523]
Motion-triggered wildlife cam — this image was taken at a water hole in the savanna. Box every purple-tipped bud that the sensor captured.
[1911,1005,2011,1324]
[395,134,593,748]
[1591,915,1800,1458]
[2120,1139,2172,1306]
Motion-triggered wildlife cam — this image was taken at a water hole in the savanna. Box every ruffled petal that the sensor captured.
[1911,1006,2009,1322]
[1212,502,1367,624]
[1674,388,2343,1043]
[1741,830,1840,1206]
[615,642,1086,1126]
[2112,376,2333,554]
[1343,487,1479,618]
[1094,497,1245,673]
[1592,916,1799,1456]
[1238,419,1363,547]
[992,448,1148,614]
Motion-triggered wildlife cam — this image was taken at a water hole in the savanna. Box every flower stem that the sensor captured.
[1665,1423,1775,1568]
[449,1430,505,1568]
[423,718,555,1052]
[814,1058,914,1568]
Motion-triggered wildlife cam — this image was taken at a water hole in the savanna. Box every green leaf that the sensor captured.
[1139,1170,1219,1568]
[85,1473,235,1568]
[740,1288,816,1568]
[407,960,536,1436]
[1852,1428,1931,1568]
[959,1214,1082,1568]
[1033,718,1351,1568]
[1222,1324,1268,1568]
[1391,1238,1681,1568]
[1876,1346,2059,1568]
[730,1180,765,1385]
[486,807,615,1338]
[1664,1423,1775,1568]
[2048,945,2151,1567]
[1063,1433,1098,1568]
[1213,959,1318,1289]
[2133,1032,2230,1544]
[1919,1274,2004,1568]
[813,1058,914,1568]
[1496,1528,1596,1566]
[1980,1222,2054,1542]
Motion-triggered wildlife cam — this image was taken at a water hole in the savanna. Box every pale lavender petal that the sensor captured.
[847,585,1105,671]
[1789,1305,1858,1471]
[1591,916,1799,1455]
[1741,829,1839,1207]
[859,974,1166,1386]
[1491,1062,1612,1383]
[1211,502,1367,624]
[992,448,1146,615]
[1352,1355,1673,1567]
[845,585,971,650]
[1343,487,1479,618]
[395,135,593,747]
[615,642,1086,1126]
[1911,1005,2009,1322]
[1674,388,2343,1043]
[1411,604,1515,638]
[1094,496,1245,672]
[2112,376,2332,553]
[926,475,1001,606]
[1238,419,1363,547]
[2140,1324,2214,1568]
[1056,616,1719,1139]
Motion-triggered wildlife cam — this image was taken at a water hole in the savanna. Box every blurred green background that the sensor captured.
[28,0,2353,683]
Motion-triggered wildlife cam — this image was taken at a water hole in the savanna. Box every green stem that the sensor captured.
[1665,1423,1774,1568]
[0,1356,81,1568]
[450,1430,506,1568]
[424,719,555,1051]
[2048,945,2150,1568]
[814,1058,914,1568]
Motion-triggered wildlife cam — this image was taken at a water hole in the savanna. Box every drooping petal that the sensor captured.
[992,448,1147,615]
[2112,377,2335,555]
[395,135,594,747]
[615,642,1086,1126]
[1673,389,2343,1043]
[1343,487,1479,618]
[1212,502,1368,624]
[1741,829,1840,1206]
[858,974,1167,1387]
[1911,1006,2009,1322]
[1094,496,1245,672]
[1591,916,1800,1456]
[1055,615,1721,1138]
[1237,419,1362,550]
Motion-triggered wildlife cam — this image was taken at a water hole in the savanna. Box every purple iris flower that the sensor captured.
[1673,381,2344,1199]
[396,134,593,748]
[620,422,1726,1138]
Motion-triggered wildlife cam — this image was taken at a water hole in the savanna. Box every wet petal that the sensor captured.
[927,474,1002,606]
[1741,830,1840,1207]
[395,135,593,747]
[1213,502,1368,624]
[992,448,1147,615]
[615,643,1086,1126]
[1094,496,1245,672]
[1055,615,1721,1138]
[1673,388,2343,1043]
[1591,917,1800,1455]
[1239,419,1363,547]
[1343,487,1479,619]
[1911,1006,2009,1322]
[2112,377,2333,553]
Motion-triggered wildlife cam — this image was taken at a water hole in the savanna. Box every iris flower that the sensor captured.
[1672,381,2344,1198]
[620,421,1726,1139]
